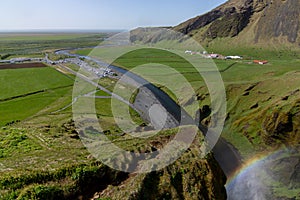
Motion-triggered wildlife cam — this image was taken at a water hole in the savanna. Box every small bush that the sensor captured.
[17,185,65,200]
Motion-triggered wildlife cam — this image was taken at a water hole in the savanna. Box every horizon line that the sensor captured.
[0,29,127,34]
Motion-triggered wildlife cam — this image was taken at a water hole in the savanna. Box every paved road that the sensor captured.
[5,50,243,177]
[58,48,243,177]
[43,48,243,177]
[57,64,136,111]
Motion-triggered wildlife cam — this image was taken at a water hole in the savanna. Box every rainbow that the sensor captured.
[225,147,296,200]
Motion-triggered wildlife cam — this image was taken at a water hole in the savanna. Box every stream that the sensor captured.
[56,48,245,197]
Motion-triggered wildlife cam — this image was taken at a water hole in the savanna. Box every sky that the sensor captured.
[0,0,227,31]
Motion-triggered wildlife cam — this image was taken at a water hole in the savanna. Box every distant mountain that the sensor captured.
[131,0,300,47]
[173,0,300,45]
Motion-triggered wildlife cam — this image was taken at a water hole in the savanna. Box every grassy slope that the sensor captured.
[76,46,300,154]
[109,47,300,199]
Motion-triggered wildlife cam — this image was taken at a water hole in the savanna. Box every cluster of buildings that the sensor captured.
[61,57,112,77]
[0,53,114,78]
[184,50,268,65]
[185,50,242,60]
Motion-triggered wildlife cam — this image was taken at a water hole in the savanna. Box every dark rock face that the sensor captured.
[175,10,224,35]
[206,6,253,39]
[173,0,255,39]
[172,0,300,44]
[263,112,293,140]
[174,4,254,39]
[255,0,300,43]
[262,100,300,146]
[130,0,300,45]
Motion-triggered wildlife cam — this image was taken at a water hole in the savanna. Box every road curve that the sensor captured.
[57,48,243,177]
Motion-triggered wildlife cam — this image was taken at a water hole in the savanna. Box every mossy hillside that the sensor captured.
[99,135,227,200]
[0,120,226,200]
[222,70,300,158]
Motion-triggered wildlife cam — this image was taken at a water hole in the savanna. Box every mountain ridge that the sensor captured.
[130,0,300,48]
[173,0,300,45]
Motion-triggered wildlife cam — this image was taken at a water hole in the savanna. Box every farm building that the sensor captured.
[253,60,268,65]
[225,56,242,59]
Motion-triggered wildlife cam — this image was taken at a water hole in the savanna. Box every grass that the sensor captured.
[0,87,185,199]
[205,37,300,60]
[0,128,42,158]
[0,33,142,199]
[98,77,117,91]
[73,48,93,56]
[0,66,74,126]
[272,181,300,200]
[0,91,108,199]
[0,33,99,41]
[47,52,71,61]
[129,88,139,104]
[0,33,108,55]
[95,89,111,97]
[0,35,299,199]
[63,63,80,72]
[79,45,300,155]
[95,97,144,134]
[4,53,44,60]
[105,48,208,106]
[0,67,73,99]
[0,87,72,127]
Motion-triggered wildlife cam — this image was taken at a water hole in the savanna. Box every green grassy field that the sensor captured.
[80,47,299,123]
[78,46,300,199]
[0,33,96,41]
[0,67,74,126]
[77,46,300,153]
[73,48,93,56]
[0,33,108,56]
[0,35,299,199]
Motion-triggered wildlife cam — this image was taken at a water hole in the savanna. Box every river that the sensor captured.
[56,48,243,177]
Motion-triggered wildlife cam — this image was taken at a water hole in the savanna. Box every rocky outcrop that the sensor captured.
[174,4,253,39]
[96,137,227,200]
[174,10,224,35]
[205,6,253,38]
[262,100,300,146]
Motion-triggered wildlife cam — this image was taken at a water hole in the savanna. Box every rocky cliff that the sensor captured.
[173,0,300,45]
[130,0,300,47]
[94,135,227,200]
